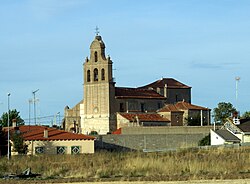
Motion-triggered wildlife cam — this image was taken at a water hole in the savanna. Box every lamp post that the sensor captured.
[32,89,39,125]
[28,99,32,127]
[7,93,10,160]
[57,112,60,128]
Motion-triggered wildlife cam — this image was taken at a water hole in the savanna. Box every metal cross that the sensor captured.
[95,26,99,36]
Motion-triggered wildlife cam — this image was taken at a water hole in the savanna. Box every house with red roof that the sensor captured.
[117,113,170,128]
[8,125,95,155]
[158,101,210,126]
[139,78,191,104]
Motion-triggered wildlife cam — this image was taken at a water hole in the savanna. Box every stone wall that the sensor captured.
[64,101,82,132]
[96,126,212,151]
[121,126,213,135]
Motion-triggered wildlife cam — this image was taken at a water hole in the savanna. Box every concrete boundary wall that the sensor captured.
[96,133,208,151]
[121,126,214,135]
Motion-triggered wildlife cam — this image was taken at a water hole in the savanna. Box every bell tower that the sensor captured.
[82,33,116,134]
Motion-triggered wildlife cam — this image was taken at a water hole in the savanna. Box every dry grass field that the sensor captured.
[0,147,250,183]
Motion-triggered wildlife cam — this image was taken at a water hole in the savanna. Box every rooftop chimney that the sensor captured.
[12,119,17,128]
[233,111,240,125]
[164,84,167,97]
[44,128,48,138]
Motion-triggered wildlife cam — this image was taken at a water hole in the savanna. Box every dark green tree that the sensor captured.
[213,102,236,124]
[0,126,8,156]
[186,115,201,126]
[11,131,27,154]
[198,134,210,146]
[0,109,24,127]
[241,111,250,119]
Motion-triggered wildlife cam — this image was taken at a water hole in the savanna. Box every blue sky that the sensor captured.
[1,0,250,124]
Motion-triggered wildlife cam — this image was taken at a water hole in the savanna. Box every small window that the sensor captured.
[120,103,125,112]
[158,102,162,109]
[141,103,145,112]
[35,147,44,154]
[87,70,91,82]
[101,68,105,80]
[94,68,98,81]
[94,51,98,62]
[71,146,80,155]
[175,95,178,102]
[57,146,66,154]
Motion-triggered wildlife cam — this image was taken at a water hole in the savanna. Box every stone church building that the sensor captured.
[64,34,209,135]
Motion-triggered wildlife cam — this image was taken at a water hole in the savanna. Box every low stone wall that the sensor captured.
[96,133,208,151]
[96,127,214,151]
[121,126,214,135]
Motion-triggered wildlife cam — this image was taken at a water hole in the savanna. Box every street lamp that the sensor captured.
[28,99,33,130]
[57,112,60,128]
[7,93,10,160]
[32,89,39,125]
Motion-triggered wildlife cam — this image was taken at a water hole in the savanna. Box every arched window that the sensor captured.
[101,68,105,80]
[94,68,98,81]
[94,51,98,62]
[87,70,91,82]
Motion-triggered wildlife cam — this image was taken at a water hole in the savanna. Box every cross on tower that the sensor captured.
[95,26,100,36]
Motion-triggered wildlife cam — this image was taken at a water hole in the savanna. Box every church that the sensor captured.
[64,33,210,135]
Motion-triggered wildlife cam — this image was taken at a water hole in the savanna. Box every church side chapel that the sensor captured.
[64,30,210,135]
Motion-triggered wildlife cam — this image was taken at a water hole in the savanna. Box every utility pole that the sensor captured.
[7,93,10,160]
[32,89,39,125]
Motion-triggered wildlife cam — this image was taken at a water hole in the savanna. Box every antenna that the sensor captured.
[235,76,240,111]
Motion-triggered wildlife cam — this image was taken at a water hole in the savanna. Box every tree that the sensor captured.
[241,111,250,119]
[186,115,201,126]
[11,131,27,154]
[198,134,210,146]
[0,126,8,156]
[0,109,24,127]
[213,102,236,124]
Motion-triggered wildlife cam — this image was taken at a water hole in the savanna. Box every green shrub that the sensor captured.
[198,134,210,146]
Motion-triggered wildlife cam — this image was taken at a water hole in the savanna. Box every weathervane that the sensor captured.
[95,26,100,36]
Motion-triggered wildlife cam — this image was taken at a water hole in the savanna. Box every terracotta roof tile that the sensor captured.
[9,126,95,141]
[158,104,183,112]
[115,87,166,99]
[119,113,170,122]
[158,101,209,112]
[139,78,191,89]
[112,128,122,134]
[175,101,209,110]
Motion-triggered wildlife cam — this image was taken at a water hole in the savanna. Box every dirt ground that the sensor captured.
[53,179,250,184]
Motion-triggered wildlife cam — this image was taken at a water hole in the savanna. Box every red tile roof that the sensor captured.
[158,101,209,112]
[139,78,191,89]
[119,113,170,122]
[157,104,183,112]
[9,126,95,141]
[115,87,166,99]
[112,128,122,134]
[175,101,209,110]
